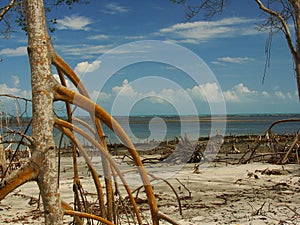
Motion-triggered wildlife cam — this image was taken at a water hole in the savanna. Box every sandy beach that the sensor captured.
[0,155,299,225]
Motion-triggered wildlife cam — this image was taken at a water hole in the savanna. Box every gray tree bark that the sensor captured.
[24,0,63,224]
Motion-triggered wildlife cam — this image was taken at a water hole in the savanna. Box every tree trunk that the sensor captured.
[24,0,63,224]
[0,136,7,176]
[293,0,300,100]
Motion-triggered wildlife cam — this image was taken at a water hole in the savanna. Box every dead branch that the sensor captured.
[175,178,192,198]
[148,173,183,216]
[0,159,39,200]
[282,133,300,164]
[0,0,16,21]
[266,118,300,132]
[0,94,31,102]
[2,119,32,177]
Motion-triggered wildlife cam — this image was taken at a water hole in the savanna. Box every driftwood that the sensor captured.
[239,118,300,164]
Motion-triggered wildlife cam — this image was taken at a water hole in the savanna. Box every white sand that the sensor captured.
[0,157,299,224]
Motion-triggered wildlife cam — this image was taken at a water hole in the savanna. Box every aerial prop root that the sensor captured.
[53,50,116,222]
[55,118,143,224]
[53,85,159,224]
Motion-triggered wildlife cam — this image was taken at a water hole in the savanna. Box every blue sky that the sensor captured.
[0,0,300,115]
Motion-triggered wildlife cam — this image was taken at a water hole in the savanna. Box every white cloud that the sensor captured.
[159,17,260,43]
[187,82,224,103]
[88,34,109,40]
[0,84,20,95]
[74,60,101,75]
[0,76,31,99]
[223,90,239,102]
[102,2,130,15]
[59,44,113,57]
[56,15,92,30]
[223,83,258,102]
[0,46,27,56]
[262,91,270,97]
[215,56,255,64]
[84,79,298,114]
[112,79,138,97]
[275,90,286,99]
[12,75,20,87]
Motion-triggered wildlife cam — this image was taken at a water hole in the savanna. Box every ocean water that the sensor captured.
[87,114,300,144]
[2,114,300,145]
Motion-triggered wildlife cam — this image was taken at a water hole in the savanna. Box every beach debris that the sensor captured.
[247,171,259,179]
[255,167,291,176]
[229,144,240,154]
[193,164,201,174]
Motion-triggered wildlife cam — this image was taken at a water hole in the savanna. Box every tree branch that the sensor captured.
[255,0,297,61]
[0,94,31,102]
[0,159,39,200]
[0,0,16,21]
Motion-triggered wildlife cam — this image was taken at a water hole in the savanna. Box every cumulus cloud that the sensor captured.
[0,75,31,99]
[223,83,258,102]
[85,79,297,115]
[0,46,27,57]
[0,84,20,95]
[56,15,92,30]
[159,17,260,43]
[112,79,138,97]
[74,60,101,75]
[187,82,224,103]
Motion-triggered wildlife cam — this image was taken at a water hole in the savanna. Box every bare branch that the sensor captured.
[174,0,226,20]
[255,0,297,61]
[0,94,31,102]
[0,159,39,200]
[0,0,16,21]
